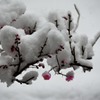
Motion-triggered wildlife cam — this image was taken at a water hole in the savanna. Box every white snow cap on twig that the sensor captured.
[22,71,38,84]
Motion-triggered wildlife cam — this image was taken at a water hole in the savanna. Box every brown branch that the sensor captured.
[67,13,93,72]
[0,65,8,69]
[81,46,85,56]
[13,60,39,77]
[73,4,80,32]
[48,66,57,72]
[57,72,66,77]
[14,37,48,77]
[13,35,23,76]
[67,13,72,36]
[70,62,93,72]
[28,22,37,34]
[38,37,48,57]
[15,76,35,84]
[67,13,77,63]
[55,20,59,28]
[72,47,77,63]
[55,54,61,72]
[32,22,37,33]
[24,22,37,35]
[91,32,100,46]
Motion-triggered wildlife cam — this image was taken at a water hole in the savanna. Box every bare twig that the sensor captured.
[14,76,35,84]
[67,13,77,63]
[13,35,23,76]
[55,54,61,72]
[55,20,59,28]
[67,12,93,72]
[38,37,48,57]
[13,60,39,77]
[48,66,58,72]
[70,62,93,72]
[73,4,80,32]
[91,32,100,46]
[14,37,48,77]
[0,65,8,69]
[57,72,66,77]
[32,22,37,33]
[28,22,37,34]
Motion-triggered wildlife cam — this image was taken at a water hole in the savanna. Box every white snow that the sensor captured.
[0,0,100,100]
[0,0,26,26]
[22,71,38,84]
[0,26,25,58]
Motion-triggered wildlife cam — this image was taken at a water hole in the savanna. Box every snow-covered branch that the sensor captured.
[0,0,99,87]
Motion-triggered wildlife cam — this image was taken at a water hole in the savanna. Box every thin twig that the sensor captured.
[67,13,77,63]
[48,66,58,72]
[55,20,59,28]
[13,35,23,76]
[15,76,35,84]
[56,54,61,72]
[91,32,100,46]
[70,63,93,72]
[38,37,48,57]
[73,4,80,32]
[57,72,66,77]
[13,60,39,77]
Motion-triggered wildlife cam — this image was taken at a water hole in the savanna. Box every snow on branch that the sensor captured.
[0,0,99,87]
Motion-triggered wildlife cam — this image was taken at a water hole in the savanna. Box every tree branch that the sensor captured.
[13,60,40,77]
[38,37,48,57]
[70,62,93,72]
[55,54,61,72]
[13,35,23,76]
[15,76,35,85]
[67,13,77,63]
[55,20,59,28]
[91,32,100,46]
[73,4,80,32]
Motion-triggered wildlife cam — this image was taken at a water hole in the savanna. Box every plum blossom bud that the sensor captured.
[11,45,15,52]
[42,71,51,80]
[60,45,64,49]
[38,63,45,68]
[66,71,74,82]
[61,60,67,64]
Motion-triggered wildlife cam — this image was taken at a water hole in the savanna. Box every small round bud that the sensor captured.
[42,71,51,80]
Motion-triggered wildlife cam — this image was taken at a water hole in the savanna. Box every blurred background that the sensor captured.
[0,0,100,100]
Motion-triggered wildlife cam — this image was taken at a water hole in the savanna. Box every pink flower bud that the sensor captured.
[61,60,67,64]
[42,71,51,80]
[66,75,74,82]
[60,45,64,49]
[12,19,16,22]
[38,63,45,68]
[11,45,15,52]
[62,16,68,20]
[66,71,74,82]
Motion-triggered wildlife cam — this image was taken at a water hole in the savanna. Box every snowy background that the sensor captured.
[0,0,100,100]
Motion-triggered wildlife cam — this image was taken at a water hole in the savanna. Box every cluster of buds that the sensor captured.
[38,63,45,68]
[0,65,8,69]
[55,45,64,54]
[11,34,20,53]
[42,69,74,82]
